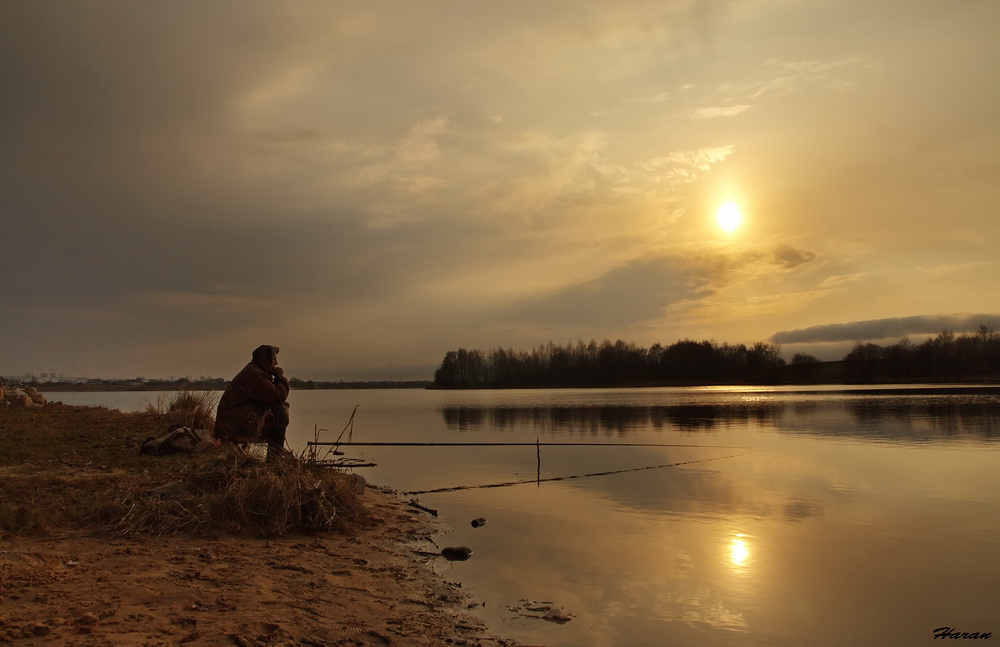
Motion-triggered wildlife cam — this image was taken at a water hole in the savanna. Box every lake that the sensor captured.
[48,385,1000,646]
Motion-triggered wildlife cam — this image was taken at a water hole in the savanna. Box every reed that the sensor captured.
[143,390,219,431]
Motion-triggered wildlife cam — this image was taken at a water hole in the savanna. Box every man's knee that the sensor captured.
[262,405,288,428]
[268,404,289,429]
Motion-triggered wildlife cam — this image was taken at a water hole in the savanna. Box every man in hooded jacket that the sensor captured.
[214,345,290,461]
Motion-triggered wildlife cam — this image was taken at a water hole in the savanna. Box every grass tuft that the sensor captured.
[144,390,219,431]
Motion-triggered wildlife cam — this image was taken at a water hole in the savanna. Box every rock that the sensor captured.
[347,473,366,495]
[1,386,47,407]
[440,546,473,561]
[542,607,573,624]
[470,517,487,528]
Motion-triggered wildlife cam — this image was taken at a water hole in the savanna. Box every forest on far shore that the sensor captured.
[432,326,1000,389]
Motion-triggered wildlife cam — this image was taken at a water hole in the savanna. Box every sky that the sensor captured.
[2,1,999,381]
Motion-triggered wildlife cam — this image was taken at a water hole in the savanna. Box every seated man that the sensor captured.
[214,345,290,461]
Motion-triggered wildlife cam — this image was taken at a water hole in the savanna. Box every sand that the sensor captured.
[0,488,518,646]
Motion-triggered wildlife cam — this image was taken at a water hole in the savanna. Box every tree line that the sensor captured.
[842,326,1000,383]
[433,325,1000,388]
[433,338,788,388]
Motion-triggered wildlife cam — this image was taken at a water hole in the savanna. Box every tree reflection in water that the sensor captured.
[440,394,1000,442]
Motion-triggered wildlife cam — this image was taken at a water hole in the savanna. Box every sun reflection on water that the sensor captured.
[729,534,750,569]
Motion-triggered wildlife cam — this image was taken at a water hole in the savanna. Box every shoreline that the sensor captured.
[1,485,515,647]
[0,404,517,646]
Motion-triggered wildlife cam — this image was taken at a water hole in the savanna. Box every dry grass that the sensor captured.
[111,448,369,538]
[143,389,219,430]
[0,403,369,539]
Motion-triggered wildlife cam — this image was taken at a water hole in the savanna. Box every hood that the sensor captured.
[251,345,279,368]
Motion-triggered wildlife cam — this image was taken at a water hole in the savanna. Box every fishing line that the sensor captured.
[403,451,752,495]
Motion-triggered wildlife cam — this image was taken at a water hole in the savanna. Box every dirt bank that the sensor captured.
[0,405,516,646]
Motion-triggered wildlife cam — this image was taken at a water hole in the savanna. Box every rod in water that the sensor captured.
[404,452,752,495]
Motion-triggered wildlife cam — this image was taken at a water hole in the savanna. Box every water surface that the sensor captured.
[50,386,1000,646]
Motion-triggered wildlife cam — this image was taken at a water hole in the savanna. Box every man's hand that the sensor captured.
[272,366,285,379]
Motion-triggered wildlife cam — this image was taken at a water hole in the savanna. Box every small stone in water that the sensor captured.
[440,546,473,561]
[542,607,573,624]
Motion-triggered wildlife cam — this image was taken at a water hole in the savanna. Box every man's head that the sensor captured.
[251,345,280,371]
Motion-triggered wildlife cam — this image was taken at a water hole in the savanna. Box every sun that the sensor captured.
[716,201,743,232]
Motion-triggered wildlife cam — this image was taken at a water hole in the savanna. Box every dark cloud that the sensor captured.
[772,243,816,269]
[1,213,428,307]
[513,258,713,327]
[772,314,1000,344]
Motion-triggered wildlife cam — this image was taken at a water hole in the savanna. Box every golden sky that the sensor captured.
[2,1,998,379]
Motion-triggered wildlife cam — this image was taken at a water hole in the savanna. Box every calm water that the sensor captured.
[50,386,1000,646]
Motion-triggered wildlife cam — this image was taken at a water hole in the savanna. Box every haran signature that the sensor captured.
[934,627,992,640]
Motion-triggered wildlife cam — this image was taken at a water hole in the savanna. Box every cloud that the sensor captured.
[918,261,993,277]
[512,258,713,328]
[344,117,450,190]
[772,314,1000,344]
[626,91,671,104]
[639,146,735,183]
[745,57,866,99]
[489,131,617,218]
[694,105,751,118]
[817,273,875,289]
[772,244,817,269]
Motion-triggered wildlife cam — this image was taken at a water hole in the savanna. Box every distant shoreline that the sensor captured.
[18,377,1000,393]
[16,380,433,392]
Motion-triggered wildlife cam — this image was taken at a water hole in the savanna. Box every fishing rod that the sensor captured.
[307,441,752,450]
[312,405,360,462]
[404,451,753,495]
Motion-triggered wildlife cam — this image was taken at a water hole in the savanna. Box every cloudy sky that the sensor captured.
[3,1,998,380]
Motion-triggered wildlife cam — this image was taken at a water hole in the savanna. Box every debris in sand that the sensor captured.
[413,546,474,561]
[440,546,473,561]
[508,599,574,624]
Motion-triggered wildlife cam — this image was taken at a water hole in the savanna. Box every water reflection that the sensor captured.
[440,403,784,434]
[728,535,749,569]
[440,391,1000,443]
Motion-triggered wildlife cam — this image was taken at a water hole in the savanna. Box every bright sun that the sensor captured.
[716,201,743,232]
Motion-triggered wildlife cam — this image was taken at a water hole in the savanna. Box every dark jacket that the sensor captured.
[214,345,290,442]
